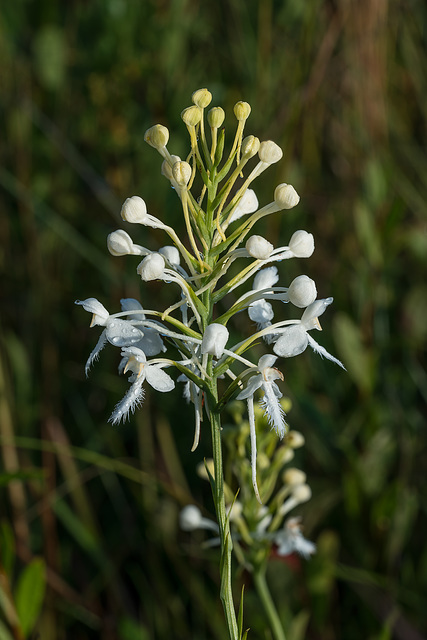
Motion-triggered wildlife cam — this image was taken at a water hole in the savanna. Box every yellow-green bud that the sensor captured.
[192,88,212,108]
[234,101,251,121]
[292,484,312,503]
[283,468,307,486]
[274,183,300,209]
[241,135,260,159]
[161,155,181,181]
[181,105,202,127]
[144,124,169,149]
[172,161,192,187]
[208,106,225,129]
[286,430,305,449]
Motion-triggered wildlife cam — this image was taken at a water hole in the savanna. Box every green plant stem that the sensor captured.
[253,565,287,640]
[208,377,239,640]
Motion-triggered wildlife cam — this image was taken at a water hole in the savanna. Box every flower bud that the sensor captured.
[273,325,308,358]
[234,101,251,121]
[192,88,212,108]
[201,323,229,358]
[258,140,283,164]
[144,124,169,149]
[179,505,203,531]
[274,183,300,210]
[292,484,312,503]
[245,235,274,260]
[287,275,317,308]
[288,230,314,258]
[286,430,305,449]
[172,161,192,187]
[137,253,165,281]
[107,229,136,256]
[181,105,202,127]
[159,245,180,266]
[207,106,225,128]
[241,135,260,159]
[274,446,295,465]
[161,155,181,181]
[121,196,148,224]
[283,468,307,486]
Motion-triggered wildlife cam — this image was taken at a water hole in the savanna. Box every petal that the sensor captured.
[108,378,145,425]
[273,325,308,358]
[136,329,166,356]
[75,298,109,326]
[260,383,287,438]
[236,374,263,400]
[258,354,277,370]
[85,330,107,376]
[248,300,274,323]
[307,334,346,369]
[120,298,144,315]
[253,267,279,291]
[145,365,175,392]
[301,297,333,329]
[106,319,144,347]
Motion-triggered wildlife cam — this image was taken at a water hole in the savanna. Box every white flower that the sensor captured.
[201,323,229,359]
[120,298,166,356]
[272,298,345,369]
[274,517,316,559]
[236,355,288,502]
[229,189,259,223]
[109,347,175,425]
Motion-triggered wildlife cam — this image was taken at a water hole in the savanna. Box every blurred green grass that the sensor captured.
[1,0,426,638]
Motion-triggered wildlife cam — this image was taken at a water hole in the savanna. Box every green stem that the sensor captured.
[253,565,287,640]
[207,376,239,640]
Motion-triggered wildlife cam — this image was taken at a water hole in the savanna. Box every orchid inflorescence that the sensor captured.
[76,88,344,502]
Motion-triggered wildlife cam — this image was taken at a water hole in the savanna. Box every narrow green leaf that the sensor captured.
[15,557,46,636]
[204,457,216,494]
[219,532,230,600]
[237,584,245,639]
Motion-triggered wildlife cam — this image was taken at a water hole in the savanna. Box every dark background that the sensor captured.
[1,1,426,638]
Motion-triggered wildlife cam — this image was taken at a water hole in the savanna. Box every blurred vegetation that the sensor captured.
[1,0,426,638]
